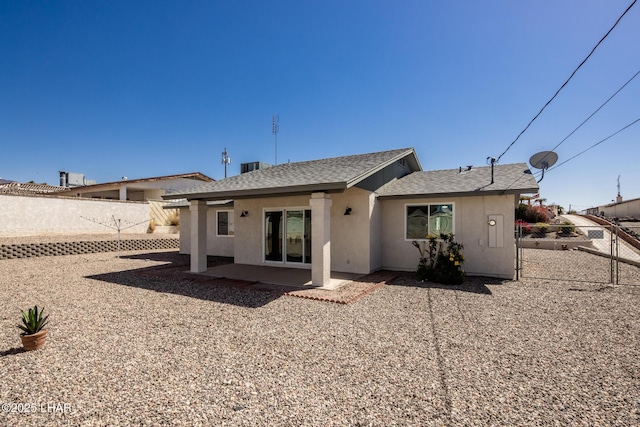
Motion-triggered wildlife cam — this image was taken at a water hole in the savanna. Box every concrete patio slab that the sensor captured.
[197,263,363,290]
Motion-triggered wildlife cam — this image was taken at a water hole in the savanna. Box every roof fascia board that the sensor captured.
[164,200,235,209]
[164,182,348,201]
[377,187,540,200]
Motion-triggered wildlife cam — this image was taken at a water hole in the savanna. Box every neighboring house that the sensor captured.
[63,172,214,201]
[585,196,640,219]
[164,148,538,287]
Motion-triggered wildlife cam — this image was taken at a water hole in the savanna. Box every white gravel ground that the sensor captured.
[1,245,639,426]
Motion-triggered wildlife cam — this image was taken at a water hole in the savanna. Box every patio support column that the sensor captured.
[119,185,127,201]
[190,200,208,273]
[310,192,332,287]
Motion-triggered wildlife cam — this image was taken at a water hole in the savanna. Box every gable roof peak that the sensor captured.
[164,147,420,200]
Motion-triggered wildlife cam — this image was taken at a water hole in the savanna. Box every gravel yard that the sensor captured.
[1,246,639,426]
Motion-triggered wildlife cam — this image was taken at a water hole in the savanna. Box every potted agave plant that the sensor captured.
[18,306,50,351]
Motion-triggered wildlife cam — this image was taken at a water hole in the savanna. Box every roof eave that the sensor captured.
[71,172,214,191]
[163,200,234,209]
[163,182,348,201]
[377,187,540,200]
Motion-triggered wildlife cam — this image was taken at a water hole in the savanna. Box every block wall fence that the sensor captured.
[0,194,151,237]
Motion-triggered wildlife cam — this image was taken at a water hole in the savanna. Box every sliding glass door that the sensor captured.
[265,211,283,261]
[265,209,311,264]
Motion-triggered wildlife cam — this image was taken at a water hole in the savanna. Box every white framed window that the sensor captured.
[217,210,234,236]
[405,203,454,240]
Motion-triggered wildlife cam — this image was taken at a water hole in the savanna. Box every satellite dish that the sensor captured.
[529,151,558,169]
[528,151,558,183]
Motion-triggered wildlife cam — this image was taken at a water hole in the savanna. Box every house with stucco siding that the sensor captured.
[164,148,538,288]
[65,172,214,201]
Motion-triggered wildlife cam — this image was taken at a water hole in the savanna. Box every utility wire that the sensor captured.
[504,68,640,190]
[515,116,640,182]
[546,116,640,172]
[495,0,637,163]
[547,68,640,154]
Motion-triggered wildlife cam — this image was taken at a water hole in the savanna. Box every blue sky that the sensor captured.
[1,1,638,211]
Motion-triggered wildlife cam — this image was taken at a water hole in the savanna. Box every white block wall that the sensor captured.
[0,194,150,237]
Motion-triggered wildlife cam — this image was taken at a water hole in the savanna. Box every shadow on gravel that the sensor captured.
[120,252,194,264]
[386,272,500,295]
[87,254,281,308]
[0,347,26,357]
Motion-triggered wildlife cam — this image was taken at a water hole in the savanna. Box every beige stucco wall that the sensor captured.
[232,190,373,273]
[179,207,190,254]
[178,206,234,257]
[0,194,150,237]
[380,194,517,279]
[179,190,518,278]
[181,188,375,273]
[328,188,377,273]
[597,199,640,218]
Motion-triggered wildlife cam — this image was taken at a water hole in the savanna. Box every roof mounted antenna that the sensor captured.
[529,151,558,183]
[221,147,231,178]
[486,157,496,184]
[272,114,279,165]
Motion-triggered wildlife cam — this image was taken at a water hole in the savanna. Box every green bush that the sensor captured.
[414,234,465,285]
[534,222,549,235]
[558,221,575,235]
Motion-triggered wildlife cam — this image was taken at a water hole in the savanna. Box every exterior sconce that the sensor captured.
[240,210,248,217]
[344,207,352,215]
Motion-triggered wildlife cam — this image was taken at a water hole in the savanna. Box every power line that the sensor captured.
[503,68,640,190]
[546,116,640,172]
[521,116,640,181]
[547,68,640,154]
[495,0,637,163]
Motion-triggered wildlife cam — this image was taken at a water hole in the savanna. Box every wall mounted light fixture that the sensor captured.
[240,210,249,217]
[344,207,352,215]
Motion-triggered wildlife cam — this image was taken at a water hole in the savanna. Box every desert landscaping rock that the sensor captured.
[1,241,639,426]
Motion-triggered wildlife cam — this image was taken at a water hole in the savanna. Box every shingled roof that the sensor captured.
[378,163,538,198]
[377,163,538,198]
[164,148,420,200]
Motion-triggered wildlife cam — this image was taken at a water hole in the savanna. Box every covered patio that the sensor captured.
[194,263,364,290]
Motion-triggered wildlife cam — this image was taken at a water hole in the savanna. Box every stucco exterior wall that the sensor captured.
[369,191,383,271]
[179,207,190,254]
[179,191,518,278]
[380,194,517,279]
[232,190,372,273]
[180,188,374,273]
[328,188,376,274]
[596,198,640,218]
[0,194,150,237]
[178,206,234,257]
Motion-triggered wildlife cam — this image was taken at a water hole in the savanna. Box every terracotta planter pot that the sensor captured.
[20,329,48,351]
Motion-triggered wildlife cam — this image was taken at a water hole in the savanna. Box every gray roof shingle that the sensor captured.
[377,163,538,198]
[165,148,417,200]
